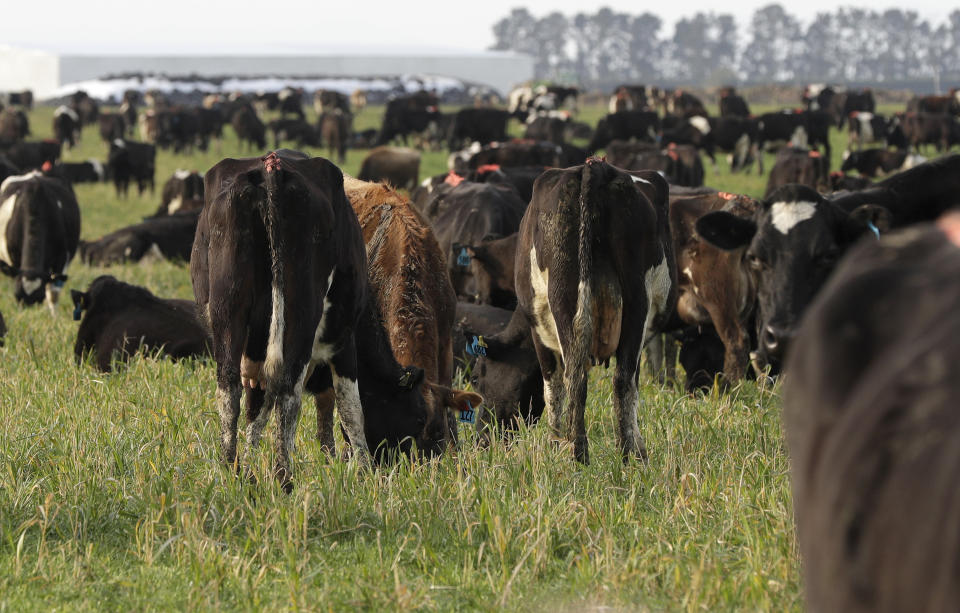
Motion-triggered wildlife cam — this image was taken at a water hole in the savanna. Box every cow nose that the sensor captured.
[762,325,792,356]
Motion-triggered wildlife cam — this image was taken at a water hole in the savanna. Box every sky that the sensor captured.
[6,0,956,55]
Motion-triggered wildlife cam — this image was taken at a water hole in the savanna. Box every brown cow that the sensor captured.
[340,177,481,452]
[764,147,828,199]
[454,233,518,308]
[358,146,420,190]
[319,110,351,164]
[670,190,760,381]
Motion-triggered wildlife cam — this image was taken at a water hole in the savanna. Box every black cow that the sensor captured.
[268,118,319,150]
[661,115,716,165]
[447,108,510,150]
[98,113,126,144]
[0,108,30,145]
[663,90,707,118]
[696,184,889,372]
[886,112,956,152]
[823,171,873,193]
[50,160,105,185]
[718,87,750,118]
[840,148,925,178]
[846,111,889,150]
[466,165,545,204]
[784,216,960,613]
[53,106,80,150]
[376,92,440,146]
[79,211,199,266]
[277,88,305,119]
[709,116,760,172]
[509,161,675,463]
[191,151,426,488]
[154,170,204,217]
[587,111,660,152]
[107,139,156,197]
[757,111,831,173]
[231,105,267,151]
[0,171,80,308]
[453,233,518,309]
[72,276,211,372]
[357,146,420,190]
[3,141,62,171]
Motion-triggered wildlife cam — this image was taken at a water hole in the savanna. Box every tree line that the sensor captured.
[490,5,960,90]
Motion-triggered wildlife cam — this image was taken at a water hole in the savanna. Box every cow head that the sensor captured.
[418,383,484,455]
[696,184,889,371]
[358,364,430,457]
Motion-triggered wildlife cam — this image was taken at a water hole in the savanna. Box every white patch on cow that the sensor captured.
[168,196,184,214]
[857,113,875,144]
[311,270,338,363]
[88,159,105,181]
[264,286,286,379]
[55,105,79,122]
[1,170,43,193]
[682,266,694,282]
[113,139,126,148]
[56,200,62,210]
[331,366,371,463]
[21,277,42,296]
[124,246,133,257]
[174,169,191,180]
[528,246,563,358]
[789,126,809,149]
[842,150,851,161]
[770,201,818,234]
[0,193,18,266]
[45,283,61,314]
[420,177,433,193]
[642,254,673,346]
[900,154,927,171]
[688,116,711,135]
[139,243,164,264]
[630,175,652,186]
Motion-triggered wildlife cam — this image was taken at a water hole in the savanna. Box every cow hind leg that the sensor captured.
[331,341,371,466]
[613,340,646,463]
[273,386,304,493]
[532,337,566,439]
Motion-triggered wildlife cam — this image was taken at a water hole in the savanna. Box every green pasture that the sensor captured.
[0,101,835,611]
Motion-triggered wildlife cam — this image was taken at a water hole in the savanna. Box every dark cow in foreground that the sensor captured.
[0,171,80,308]
[670,190,759,382]
[72,276,211,372]
[454,303,544,440]
[192,151,425,488]
[696,184,889,373]
[587,111,660,152]
[840,148,925,178]
[764,148,829,199]
[108,139,156,197]
[154,170,204,217]
[784,215,960,613]
[342,178,481,453]
[510,161,675,463]
[51,160,105,185]
[80,212,199,266]
[53,106,80,150]
[358,147,420,190]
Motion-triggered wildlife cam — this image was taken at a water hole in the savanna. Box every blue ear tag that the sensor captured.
[465,335,488,357]
[53,278,66,289]
[459,401,476,424]
[457,247,471,267]
[867,221,880,240]
[73,304,83,321]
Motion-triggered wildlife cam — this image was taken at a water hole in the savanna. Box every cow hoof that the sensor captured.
[573,438,590,465]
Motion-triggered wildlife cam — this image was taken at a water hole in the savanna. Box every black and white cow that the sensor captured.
[784,214,960,613]
[3,140,61,171]
[756,111,831,173]
[695,184,889,372]
[846,111,889,150]
[51,160,105,185]
[191,150,427,488]
[71,275,212,372]
[587,111,660,152]
[107,139,156,197]
[840,148,925,178]
[53,106,80,150]
[79,211,199,266]
[0,171,80,309]
[510,160,675,463]
[153,169,204,217]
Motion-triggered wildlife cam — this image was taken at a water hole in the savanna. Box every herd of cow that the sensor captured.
[2,80,960,609]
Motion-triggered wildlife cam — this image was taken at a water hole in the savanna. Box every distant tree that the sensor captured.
[741,4,804,82]
[669,13,738,84]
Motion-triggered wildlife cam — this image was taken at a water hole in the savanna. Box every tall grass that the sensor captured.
[0,102,806,611]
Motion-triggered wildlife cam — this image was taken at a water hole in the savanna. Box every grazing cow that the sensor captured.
[341,178,481,452]
[661,115,716,165]
[107,139,156,197]
[313,89,350,115]
[0,171,80,308]
[718,87,750,118]
[79,211,199,266]
[447,108,510,150]
[695,184,889,372]
[3,141,62,171]
[72,276,211,371]
[662,143,706,187]
[709,116,759,172]
[587,111,660,152]
[98,113,126,144]
[0,109,30,145]
[675,325,725,393]
[154,170,204,217]
[886,112,955,152]
[231,105,267,151]
[453,233,518,308]
[846,111,888,150]
[50,160,105,185]
[511,161,675,463]
[268,118,319,149]
[757,111,831,173]
[455,303,544,439]
[318,110,350,163]
[53,106,80,150]
[784,216,960,613]
[430,182,526,300]
[670,190,759,382]
[357,146,420,190]
[376,92,440,146]
[840,148,925,178]
[764,148,829,198]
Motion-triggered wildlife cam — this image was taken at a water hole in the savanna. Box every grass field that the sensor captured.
[0,101,855,611]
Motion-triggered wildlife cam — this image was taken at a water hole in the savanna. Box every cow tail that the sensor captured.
[570,161,597,389]
[19,182,47,279]
[262,157,286,379]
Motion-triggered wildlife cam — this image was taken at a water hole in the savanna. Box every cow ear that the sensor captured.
[695,211,757,250]
[443,388,484,414]
[846,204,891,240]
